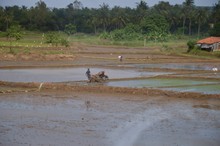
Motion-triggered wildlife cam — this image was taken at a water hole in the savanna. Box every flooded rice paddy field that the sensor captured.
[0,62,219,94]
[0,60,220,146]
[0,67,172,82]
[122,63,220,71]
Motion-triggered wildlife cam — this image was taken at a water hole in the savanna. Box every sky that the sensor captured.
[0,0,218,8]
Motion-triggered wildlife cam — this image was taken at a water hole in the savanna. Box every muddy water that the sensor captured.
[107,78,220,94]
[125,63,220,71]
[0,93,220,146]
[0,66,219,94]
[0,67,171,82]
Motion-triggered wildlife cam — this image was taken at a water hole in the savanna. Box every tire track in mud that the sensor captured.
[107,101,220,146]
[108,107,171,146]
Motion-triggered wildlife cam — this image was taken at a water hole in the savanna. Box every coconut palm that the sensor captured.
[182,0,195,35]
[196,8,209,37]
[135,0,149,23]
[110,6,128,30]
[98,3,110,32]
[3,8,13,30]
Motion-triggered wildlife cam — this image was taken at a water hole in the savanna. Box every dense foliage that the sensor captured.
[187,40,197,52]
[0,0,220,38]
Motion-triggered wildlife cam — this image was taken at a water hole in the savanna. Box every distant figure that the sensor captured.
[118,55,123,62]
[212,67,218,72]
[85,68,91,81]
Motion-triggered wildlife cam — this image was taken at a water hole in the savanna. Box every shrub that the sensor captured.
[6,25,23,54]
[64,24,76,35]
[60,38,69,47]
[111,29,125,40]
[99,24,144,41]
[99,32,110,39]
[45,32,60,45]
[187,40,197,52]
[6,25,23,40]
[189,47,200,55]
[45,32,69,47]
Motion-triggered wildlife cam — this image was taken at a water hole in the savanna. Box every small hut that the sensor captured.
[197,37,220,52]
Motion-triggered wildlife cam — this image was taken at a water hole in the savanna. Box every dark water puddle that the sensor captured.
[107,78,220,94]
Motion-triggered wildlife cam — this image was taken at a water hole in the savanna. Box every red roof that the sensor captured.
[197,37,220,44]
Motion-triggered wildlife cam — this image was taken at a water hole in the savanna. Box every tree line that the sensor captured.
[0,0,220,37]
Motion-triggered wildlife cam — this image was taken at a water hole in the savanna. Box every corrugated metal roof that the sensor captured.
[197,37,220,44]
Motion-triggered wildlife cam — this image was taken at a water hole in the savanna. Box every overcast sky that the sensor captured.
[0,0,218,8]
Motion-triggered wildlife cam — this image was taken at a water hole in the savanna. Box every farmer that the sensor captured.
[85,68,91,81]
[118,55,123,62]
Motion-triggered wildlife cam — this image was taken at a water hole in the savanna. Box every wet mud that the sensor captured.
[0,91,220,146]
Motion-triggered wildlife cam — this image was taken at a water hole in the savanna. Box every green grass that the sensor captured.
[0,31,188,48]
[0,31,219,59]
[68,33,188,49]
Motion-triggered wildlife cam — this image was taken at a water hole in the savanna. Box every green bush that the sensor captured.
[45,32,60,45]
[187,40,197,52]
[99,24,144,41]
[189,47,200,55]
[64,24,76,35]
[60,38,69,47]
[45,32,69,47]
[111,29,125,40]
[99,32,110,39]
[6,25,23,40]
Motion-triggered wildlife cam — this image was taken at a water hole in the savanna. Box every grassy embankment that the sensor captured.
[0,31,219,59]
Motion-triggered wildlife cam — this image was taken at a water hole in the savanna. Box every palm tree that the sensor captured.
[212,0,220,24]
[34,0,50,29]
[4,13,13,30]
[182,0,195,35]
[3,8,13,30]
[87,9,99,34]
[98,3,110,32]
[196,8,208,37]
[181,5,187,35]
[188,8,196,35]
[169,5,182,33]
[135,0,149,23]
[154,1,181,33]
[185,0,194,6]
[110,6,128,30]
[73,0,83,9]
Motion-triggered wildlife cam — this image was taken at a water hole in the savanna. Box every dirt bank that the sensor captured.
[1,81,219,99]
